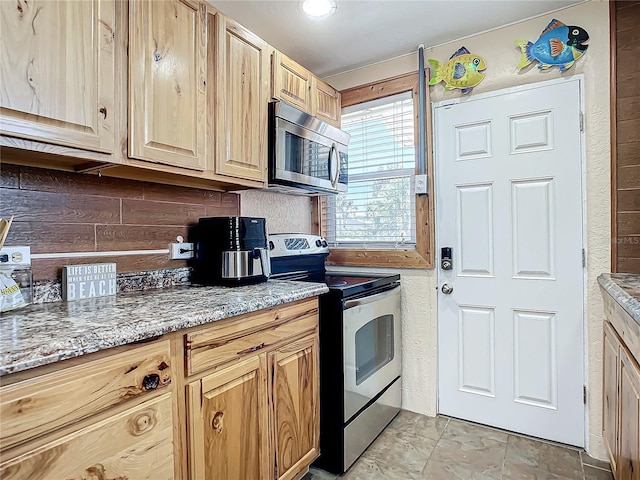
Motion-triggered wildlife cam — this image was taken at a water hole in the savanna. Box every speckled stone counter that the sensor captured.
[0,280,329,377]
[598,273,640,326]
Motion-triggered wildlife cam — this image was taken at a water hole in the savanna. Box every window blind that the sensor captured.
[325,91,416,248]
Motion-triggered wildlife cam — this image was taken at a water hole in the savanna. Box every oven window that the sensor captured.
[283,131,331,180]
[355,314,394,385]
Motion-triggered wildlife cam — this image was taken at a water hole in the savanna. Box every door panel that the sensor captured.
[215,15,268,182]
[129,0,206,170]
[509,110,553,154]
[458,306,495,396]
[272,51,312,113]
[456,184,494,277]
[0,0,115,153]
[511,179,556,279]
[312,78,341,128]
[455,121,492,160]
[619,348,640,480]
[436,79,585,446]
[187,355,269,480]
[270,335,319,480]
[512,310,557,409]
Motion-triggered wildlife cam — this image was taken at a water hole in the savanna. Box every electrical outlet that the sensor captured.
[415,174,428,195]
[0,246,31,266]
[170,242,194,260]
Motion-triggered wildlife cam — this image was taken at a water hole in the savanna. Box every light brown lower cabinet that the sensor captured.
[603,320,640,480]
[271,335,320,480]
[0,298,321,480]
[188,354,271,480]
[0,393,175,480]
[619,346,640,480]
[187,333,320,480]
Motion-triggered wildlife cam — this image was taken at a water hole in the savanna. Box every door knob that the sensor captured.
[441,284,453,295]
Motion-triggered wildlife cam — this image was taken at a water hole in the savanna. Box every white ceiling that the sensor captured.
[208,0,585,78]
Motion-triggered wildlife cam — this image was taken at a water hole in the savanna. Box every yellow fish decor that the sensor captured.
[428,46,487,94]
[515,19,589,72]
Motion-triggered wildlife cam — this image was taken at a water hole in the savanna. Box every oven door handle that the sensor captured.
[344,285,400,309]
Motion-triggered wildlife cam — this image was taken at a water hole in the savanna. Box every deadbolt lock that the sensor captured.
[441,247,453,270]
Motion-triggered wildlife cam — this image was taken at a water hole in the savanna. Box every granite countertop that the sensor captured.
[598,273,640,326]
[0,280,329,377]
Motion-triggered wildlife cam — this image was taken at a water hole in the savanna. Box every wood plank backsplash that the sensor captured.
[0,165,239,280]
[613,1,640,273]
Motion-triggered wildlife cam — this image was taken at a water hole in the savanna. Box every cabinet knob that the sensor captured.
[142,373,160,390]
[212,411,224,432]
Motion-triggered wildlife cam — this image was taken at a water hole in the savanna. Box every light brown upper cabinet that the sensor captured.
[213,14,269,183]
[272,51,313,114]
[0,0,116,153]
[129,0,207,171]
[272,50,341,128]
[312,78,341,128]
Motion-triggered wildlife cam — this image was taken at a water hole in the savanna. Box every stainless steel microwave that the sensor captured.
[268,101,350,196]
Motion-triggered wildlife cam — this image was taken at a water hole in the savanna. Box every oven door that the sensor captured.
[342,285,401,422]
[273,117,348,194]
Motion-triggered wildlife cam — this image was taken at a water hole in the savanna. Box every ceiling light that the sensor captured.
[300,0,336,18]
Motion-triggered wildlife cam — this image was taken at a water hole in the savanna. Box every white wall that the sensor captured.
[244,0,611,460]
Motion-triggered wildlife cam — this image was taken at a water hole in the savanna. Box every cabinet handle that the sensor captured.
[212,411,224,432]
[142,373,160,390]
[99,107,107,119]
[238,343,265,355]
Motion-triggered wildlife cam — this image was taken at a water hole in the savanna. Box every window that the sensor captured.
[325,92,416,248]
[313,72,434,268]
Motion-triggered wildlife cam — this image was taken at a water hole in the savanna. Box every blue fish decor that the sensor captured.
[428,46,487,94]
[515,19,589,72]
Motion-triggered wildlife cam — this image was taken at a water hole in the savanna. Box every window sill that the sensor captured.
[327,248,433,269]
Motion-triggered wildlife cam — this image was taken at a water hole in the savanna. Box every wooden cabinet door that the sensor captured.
[214,15,268,183]
[187,355,270,480]
[0,0,116,153]
[272,51,313,113]
[619,347,640,480]
[129,0,206,171]
[604,321,621,475]
[270,334,320,480]
[312,78,341,128]
[0,393,175,480]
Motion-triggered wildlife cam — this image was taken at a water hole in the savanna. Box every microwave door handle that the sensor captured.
[329,143,339,188]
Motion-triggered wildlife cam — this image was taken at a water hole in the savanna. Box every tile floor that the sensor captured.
[305,411,613,480]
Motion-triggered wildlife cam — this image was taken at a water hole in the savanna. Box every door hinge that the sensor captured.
[583,385,587,404]
[579,111,584,132]
[582,249,586,268]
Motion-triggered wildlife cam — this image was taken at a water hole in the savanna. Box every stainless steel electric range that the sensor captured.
[269,234,402,474]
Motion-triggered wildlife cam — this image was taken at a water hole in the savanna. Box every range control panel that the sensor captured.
[268,234,329,257]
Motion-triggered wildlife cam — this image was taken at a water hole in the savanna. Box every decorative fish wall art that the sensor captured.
[515,19,589,72]
[428,47,487,94]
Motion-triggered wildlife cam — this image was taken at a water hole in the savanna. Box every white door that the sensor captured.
[435,78,585,447]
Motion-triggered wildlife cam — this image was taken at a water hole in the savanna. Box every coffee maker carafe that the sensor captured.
[193,217,271,286]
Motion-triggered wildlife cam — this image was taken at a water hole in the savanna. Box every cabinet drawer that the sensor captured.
[0,340,173,451]
[186,298,318,376]
[0,393,175,480]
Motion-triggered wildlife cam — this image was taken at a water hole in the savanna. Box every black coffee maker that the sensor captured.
[192,217,271,286]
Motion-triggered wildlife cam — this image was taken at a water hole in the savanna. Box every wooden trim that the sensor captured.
[320,71,435,269]
[610,0,618,272]
[310,196,325,236]
[341,72,422,108]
